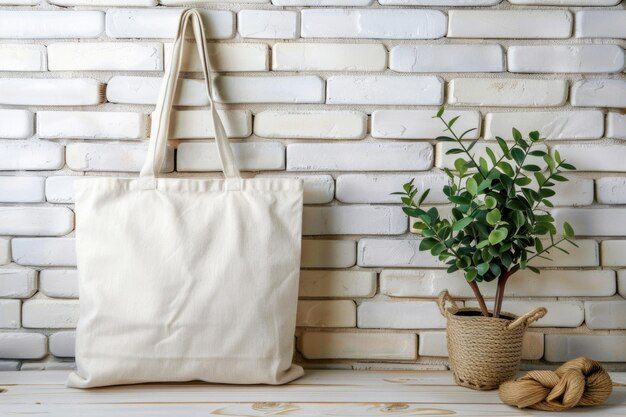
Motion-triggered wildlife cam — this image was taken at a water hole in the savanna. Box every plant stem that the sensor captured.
[437,116,487,180]
[493,268,516,318]
[468,280,490,317]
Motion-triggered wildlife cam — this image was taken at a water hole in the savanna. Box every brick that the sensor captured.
[299,270,376,298]
[177,142,284,172]
[0,361,19,371]
[572,79,626,108]
[585,301,626,330]
[22,296,79,329]
[166,110,252,139]
[372,109,479,140]
[508,45,624,73]
[619,270,626,298]
[256,174,334,204]
[50,0,156,5]
[448,78,567,107]
[601,240,626,267]
[214,75,324,104]
[238,10,298,39]
[466,300,584,328]
[0,237,10,265]
[301,9,446,39]
[0,109,34,139]
[297,300,356,327]
[303,206,407,235]
[0,11,104,39]
[536,177,594,207]
[287,143,433,172]
[529,239,598,267]
[436,143,548,170]
[336,174,448,204]
[358,239,443,268]
[40,269,78,299]
[45,176,77,204]
[106,8,234,39]
[273,0,372,4]
[0,332,46,359]
[273,43,386,72]
[300,332,417,360]
[448,10,572,39]
[0,176,45,203]
[597,177,626,204]
[381,0,500,3]
[554,208,626,237]
[390,44,504,73]
[12,238,76,267]
[545,335,626,362]
[0,299,20,328]
[255,110,366,140]
[327,76,442,105]
[511,0,619,4]
[48,42,162,71]
[576,10,626,38]
[0,0,39,4]
[107,76,208,106]
[0,207,73,237]
[20,361,77,371]
[484,111,603,141]
[49,331,75,357]
[38,111,148,140]
[164,0,268,3]
[67,143,174,173]
[358,300,446,329]
[553,144,626,173]
[607,113,626,140]
[0,78,103,106]
[0,44,46,71]
[0,141,64,171]
[164,43,268,72]
[0,268,37,298]
[301,239,356,268]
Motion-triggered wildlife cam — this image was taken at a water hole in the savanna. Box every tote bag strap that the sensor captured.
[140,8,241,188]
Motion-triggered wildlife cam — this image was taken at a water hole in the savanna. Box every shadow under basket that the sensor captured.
[438,290,546,391]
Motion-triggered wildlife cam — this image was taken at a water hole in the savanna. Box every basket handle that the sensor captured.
[437,290,459,317]
[507,307,547,330]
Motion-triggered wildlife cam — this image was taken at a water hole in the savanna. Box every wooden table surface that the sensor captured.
[1,370,624,416]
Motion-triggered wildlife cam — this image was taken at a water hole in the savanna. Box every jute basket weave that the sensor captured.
[438,290,546,391]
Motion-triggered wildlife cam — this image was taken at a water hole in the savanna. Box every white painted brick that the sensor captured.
[49,331,75,358]
[327,76,442,105]
[601,240,626,267]
[537,177,594,207]
[466,300,584,328]
[238,10,298,39]
[0,109,33,139]
[448,10,572,39]
[0,299,20,328]
[381,0,500,3]
[214,75,325,104]
[38,111,148,140]
[358,239,443,268]
[0,268,37,299]
[287,143,433,172]
[358,301,446,329]
[48,42,162,71]
[22,296,79,329]
[0,141,64,171]
[508,45,625,74]
[177,142,284,172]
[20,361,77,371]
[372,109,479,140]
[0,78,103,106]
[45,176,78,204]
[554,208,626,237]
[301,9,446,39]
[166,110,252,139]
[0,44,46,71]
[39,269,78,299]
[585,301,626,330]
[0,176,45,203]
[597,177,626,205]
[0,332,46,359]
[437,143,548,170]
[273,43,386,72]
[50,0,156,5]
[552,144,626,173]
[572,79,626,108]
[301,332,417,360]
[576,10,626,39]
[297,300,356,327]
[301,239,356,268]
[303,206,407,235]
[529,239,598,267]
[0,360,19,371]
[485,111,603,140]
[607,113,626,140]
[510,0,619,4]
[164,43,269,72]
[0,207,73,237]
[0,11,104,39]
[106,8,234,39]
[163,0,268,3]
[390,45,504,73]
[12,238,76,267]
[336,174,448,204]
[619,270,626,298]
[256,174,334,204]
[107,76,208,106]
[299,270,376,298]
[0,237,10,265]
[545,335,626,362]
[66,143,174,173]
[0,0,39,4]
[255,111,366,140]
[448,78,568,107]
[273,0,372,4]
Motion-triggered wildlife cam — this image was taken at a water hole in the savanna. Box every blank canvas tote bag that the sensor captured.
[68,9,304,388]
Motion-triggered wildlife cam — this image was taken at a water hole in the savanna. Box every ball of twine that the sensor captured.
[499,357,613,412]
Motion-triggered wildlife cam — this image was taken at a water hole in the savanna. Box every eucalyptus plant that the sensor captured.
[395,107,577,318]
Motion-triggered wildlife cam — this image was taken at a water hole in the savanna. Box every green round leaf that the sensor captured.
[486,208,501,226]
[488,228,508,245]
[452,216,473,231]
[484,195,497,209]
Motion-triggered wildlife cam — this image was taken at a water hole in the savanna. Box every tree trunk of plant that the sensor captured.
[468,280,490,317]
[493,269,515,318]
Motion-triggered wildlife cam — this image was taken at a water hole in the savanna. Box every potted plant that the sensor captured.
[395,107,577,390]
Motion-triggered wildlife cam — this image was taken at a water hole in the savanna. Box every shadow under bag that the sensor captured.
[68,9,304,388]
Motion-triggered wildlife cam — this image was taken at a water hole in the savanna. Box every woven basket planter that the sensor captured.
[438,290,546,391]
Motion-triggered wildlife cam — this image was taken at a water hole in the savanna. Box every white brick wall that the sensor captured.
[0,1,625,370]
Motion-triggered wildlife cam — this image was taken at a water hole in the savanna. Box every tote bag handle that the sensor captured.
[140,8,241,187]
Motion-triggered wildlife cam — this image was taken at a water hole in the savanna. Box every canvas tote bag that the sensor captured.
[67,9,304,388]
